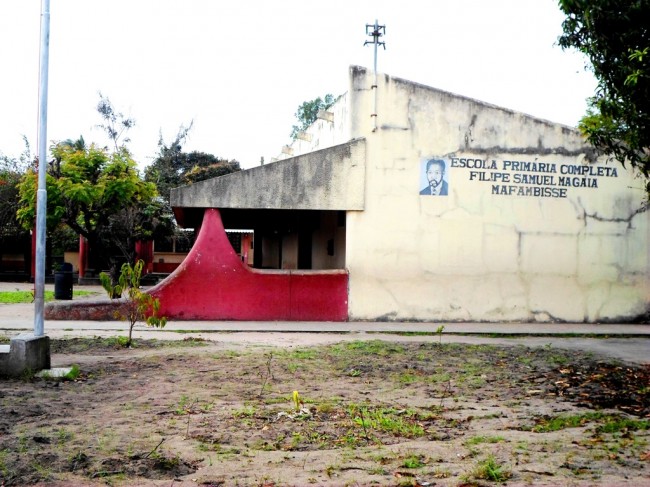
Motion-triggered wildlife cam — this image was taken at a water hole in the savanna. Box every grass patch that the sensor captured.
[330,340,405,356]
[472,455,511,482]
[532,412,607,432]
[465,435,506,446]
[0,290,96,304]
[401,454,426,468]
[349,405,426,438]
[596,417,649,433]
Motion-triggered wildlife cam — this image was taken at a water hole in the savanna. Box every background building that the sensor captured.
[159,66,649,323]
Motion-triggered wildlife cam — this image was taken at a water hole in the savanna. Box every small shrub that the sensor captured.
[103,260,166,347]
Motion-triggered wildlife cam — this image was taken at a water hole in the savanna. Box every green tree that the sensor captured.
[0,139,33,272]
[144,124,240,205]
[290,94,335,139]
[17,143,160,272]
[558,0,650,199]
[0,138,32,240]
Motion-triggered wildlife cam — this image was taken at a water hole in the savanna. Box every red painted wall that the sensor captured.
[148,208,348,321]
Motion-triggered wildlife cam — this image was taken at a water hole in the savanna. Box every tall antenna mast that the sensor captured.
[364,20,386,132]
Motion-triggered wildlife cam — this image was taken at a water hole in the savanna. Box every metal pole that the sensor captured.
[373,20,378,131]
[364,20,385,132]
[34,0,51,336]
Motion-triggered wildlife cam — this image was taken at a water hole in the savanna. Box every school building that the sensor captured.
[147,65,649,323]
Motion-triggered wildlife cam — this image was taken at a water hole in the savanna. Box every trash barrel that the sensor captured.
[54,262,73,300]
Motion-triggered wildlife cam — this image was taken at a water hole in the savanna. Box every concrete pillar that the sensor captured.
[0,334,51,377]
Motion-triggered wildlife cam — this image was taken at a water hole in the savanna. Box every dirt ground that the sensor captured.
[0,336,648,487]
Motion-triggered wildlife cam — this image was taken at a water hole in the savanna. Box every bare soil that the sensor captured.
[0,337,648,486]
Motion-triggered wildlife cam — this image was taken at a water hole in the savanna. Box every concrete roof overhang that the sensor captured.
[171,138,366,228]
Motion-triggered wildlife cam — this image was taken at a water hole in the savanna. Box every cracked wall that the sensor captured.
[345,67,648,323]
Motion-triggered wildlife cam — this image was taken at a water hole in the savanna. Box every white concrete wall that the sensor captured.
[345,67,649,322]
[275,93,350,161]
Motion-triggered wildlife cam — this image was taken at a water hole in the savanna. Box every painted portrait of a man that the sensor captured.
[420,158,448,196]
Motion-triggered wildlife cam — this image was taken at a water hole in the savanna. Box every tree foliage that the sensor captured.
[290,94,335,139]
[144,124,240,205]
[17,142,163,270]
[96,93,135,151]
[558,0,650,198]
[0,137,32,240]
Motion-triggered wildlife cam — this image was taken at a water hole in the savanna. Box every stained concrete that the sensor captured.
[0,333,50,377]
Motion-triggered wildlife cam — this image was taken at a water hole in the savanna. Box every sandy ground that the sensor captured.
[1,337,649,486]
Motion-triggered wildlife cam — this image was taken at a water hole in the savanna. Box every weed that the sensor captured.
[427,371,452,383]
[56,427,74,444]
[31,461,53,481]
[0,448,11,478]
[233,404,257,418]
[200,401,215,413]
[316,400,341,414]
[325,464,338,478]
[104,335,132,348]
[397,372,421,384]
[174,395,191,415]
[65,364,81,380]
[473,455,511,482]
[465,435,506,446]
[431,466,451,478]
[532,412,606,432]
[349,405,425,438]
[596,417,649,434]
[331,340,404,357]
[547,352,570,365]
[258,352,274,396]
[435,324,445,344]
[401,454,426,468]
[17,432,29,453]
[514,440,529,451]
[288,349,317,360]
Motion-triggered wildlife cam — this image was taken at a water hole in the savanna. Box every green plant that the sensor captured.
[473,455,511,482]
[64,364,81,380]
[38,364,81,382]
[174,395,191,415]
[532,412,606,432]
[0,448,11,478]
[465,435,506,446]
[435,325,445,344]
[596,417,649,434]
[293,390,301,412]
[0,290,94,304]
[402,454,426,468]
[349,406,425,438]
[99,271,121,299]
[255,352,275,396]
[108,260,166,347]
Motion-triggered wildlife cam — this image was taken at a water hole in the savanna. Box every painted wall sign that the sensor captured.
[447,157,618,198]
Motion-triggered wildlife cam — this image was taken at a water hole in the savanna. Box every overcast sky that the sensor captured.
[0,0,596,170]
